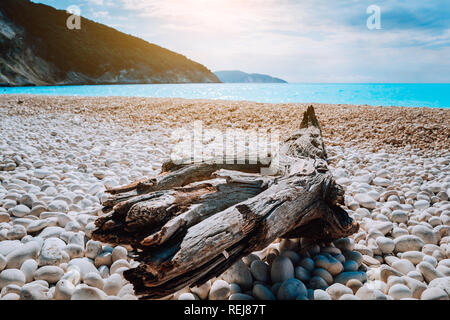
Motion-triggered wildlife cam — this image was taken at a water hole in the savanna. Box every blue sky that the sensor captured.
[32,0,450,83]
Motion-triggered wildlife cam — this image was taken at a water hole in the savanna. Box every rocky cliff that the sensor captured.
[0,0,220,86]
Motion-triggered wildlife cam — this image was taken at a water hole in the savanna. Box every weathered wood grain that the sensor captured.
[92,106,359,299]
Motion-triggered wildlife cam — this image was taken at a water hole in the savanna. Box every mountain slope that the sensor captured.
[0,0,220,86]
[214,70,287,83]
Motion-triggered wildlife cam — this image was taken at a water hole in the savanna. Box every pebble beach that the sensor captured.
[0,94,449,300]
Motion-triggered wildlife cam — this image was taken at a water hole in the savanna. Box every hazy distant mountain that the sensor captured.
[214,70,287,83]
[0,0,220,86]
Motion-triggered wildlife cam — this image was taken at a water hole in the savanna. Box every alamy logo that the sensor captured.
[170,121,280,175]
[367,5,381,30]
[66,5,81,30]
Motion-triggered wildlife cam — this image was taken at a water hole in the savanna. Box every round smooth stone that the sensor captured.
[417,261,444,283]
[112,246,128,262]
[420,287,449,300]
[414,200,430,210]
[270,256,294,284]
[342,250,363,267]
[294,266,310,282]
[354,193,377,209]
[379,265,404,282]
[313,254,343,276]
[118,283,135,298]
[98,265,110,279]
[27,219,55,234]
[376,237,395,254]
[33,170,51,179]
[103,274,122,296]
[428,277,450,295]
[308,276,328,290]
[38,237,67,267]
[190,280,211,300]
[403,276,427,299]
[6,225,27,240]
[250,260,269,282]
[110,259,130,274]
[388,284,412,300]
[6,241,40,269]
[95,252,113,268]
[312,268,333,285]
[401,251,424,265]
[343,260,359,272]
[1,293,20,300]
[1,283,21,296]
[83,272,104,290]
[65,221,82,232]
[252,283,275,300]
[394,235,425,253]
[406,271,424,282]
[85,240,102,259]
[0,269,26,289]
[412,225,439,245]
[38,226,65,240]
[362,255,380,267]
[391,210,408,224]
[229,283,241,294]
[48,200,69,213]
[346,279,363,294]
[20,282,49,300]
[326,283,353,300]
[30,206,46,217]
[0,212,10,223]
[221,260,253,292]
[355,286,387,300]
[333,238,354,251]
[54,279,75,300]
[373,177,391,187]
[71,286,107,300]
[173,287,190,300]
[209,280,230,300]
[61,269,81,285]
[313,289,331,300]
[392,259,416,275]
[68,258,99,281]
[34,266,64,284]
[298,257,315,272]
[9,205,31,218]
[178,293,198,300]
[277,278,307,300]
[63,244,84,259]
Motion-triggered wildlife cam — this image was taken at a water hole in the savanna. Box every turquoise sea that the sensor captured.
[1,83,449,109]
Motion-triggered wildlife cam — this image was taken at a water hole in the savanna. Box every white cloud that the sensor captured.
[92,10,109,18]
[86,0,104,5]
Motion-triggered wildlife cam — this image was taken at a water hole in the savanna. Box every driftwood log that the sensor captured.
[92,106,359,299]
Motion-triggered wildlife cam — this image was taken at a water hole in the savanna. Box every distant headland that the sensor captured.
[214,70,287,83]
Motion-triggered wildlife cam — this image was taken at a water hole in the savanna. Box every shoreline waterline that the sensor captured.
[1,83,449,109]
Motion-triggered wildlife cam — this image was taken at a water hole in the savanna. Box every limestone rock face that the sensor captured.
[0,0,220,86]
